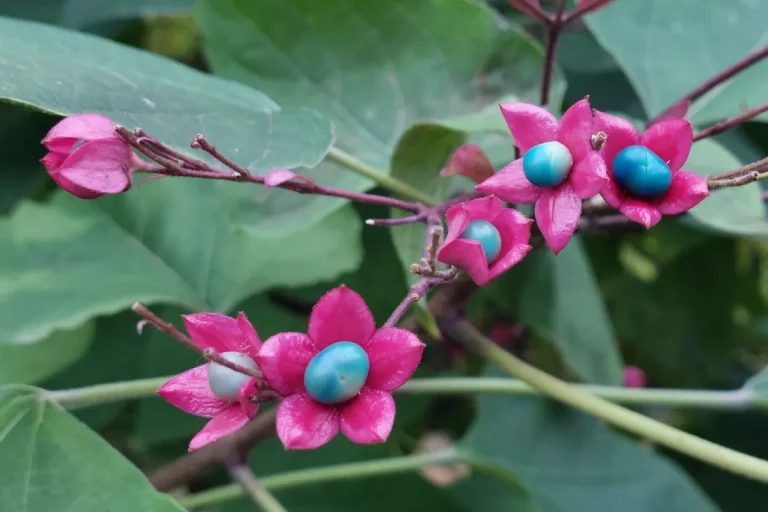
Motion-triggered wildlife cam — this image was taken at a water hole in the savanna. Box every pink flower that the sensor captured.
[622,366,647,388]
[157,312,262,451]
[256,286,424,450]
[594,111,709,228]
[41,114,136,199]
[475,98,607,254]
[436,195,532,286]
[440,144,495,184]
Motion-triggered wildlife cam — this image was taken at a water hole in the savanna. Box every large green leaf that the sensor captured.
[502,238,623,385]
[585,0,768,124]
[685,139,768,236]
[0,189,362,344]
[0,386,184,511]
[0,0,194,27]
[0,16,332,175]
[460,377,720,512]
[0,323,94,386]
[198,0,557,231]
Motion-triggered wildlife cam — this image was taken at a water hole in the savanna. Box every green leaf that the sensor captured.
[198,0,561,230]
[514,238,623,385]
[0,323,94,386]
[460,376,720,512]
[685,139,768,236]
[585,0,768,124]
[0,386,184,511]
[0,189,362,344]
[0,0,194,27]
[0,16,332,176]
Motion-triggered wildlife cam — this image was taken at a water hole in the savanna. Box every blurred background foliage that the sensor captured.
[1,0,768,511]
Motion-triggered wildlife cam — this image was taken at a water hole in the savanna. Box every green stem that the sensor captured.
[325,146,437,205]
[451,320,768,484]
[45,376,171,410]
[178,450,458,509]
[46,374,767,412]
[399,378,766,410]
[229,464,288,512]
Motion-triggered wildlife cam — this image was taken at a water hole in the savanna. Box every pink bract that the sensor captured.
[440,144,495,184]
[41,113,136,199]
[594,111,709,228]
[622,366,647,389]
[157,311,263,451]
[436,195,532,286]
[475,98,607,253]
[256,286,425,450]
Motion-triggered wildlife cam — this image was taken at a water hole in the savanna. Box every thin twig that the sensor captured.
[365,214,426,227]
[204,348,261,379]
[228,464,288,512]
[651,45,768,124]
[539,0,567,106]
[693,102,768,141]
[192,134,252,178]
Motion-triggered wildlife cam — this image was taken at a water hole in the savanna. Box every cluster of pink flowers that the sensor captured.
[438,97,709,286]
[157,286,424,451]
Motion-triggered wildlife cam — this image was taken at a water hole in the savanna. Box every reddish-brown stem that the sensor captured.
[116,128,422,214]
[651,45,768,124]
[511,0,552,25]
[706,156,768,189]
[203,348,261,379]
[539,0,567,106]
[131,302,197,351]
[562,0,614,24]
[693,102,768,142]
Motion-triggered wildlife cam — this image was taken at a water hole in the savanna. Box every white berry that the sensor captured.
[207,351,259,401]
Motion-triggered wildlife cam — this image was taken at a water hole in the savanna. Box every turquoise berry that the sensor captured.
[207,351,259,401]
[522,141,573,188]
[459,220,502,264]
[304,341,370,404]
[612,145,672,198]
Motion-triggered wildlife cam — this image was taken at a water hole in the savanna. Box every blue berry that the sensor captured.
[459,220,502,263]
[304,341,369,404]
[522,141,573,188]
[207,351,259,401]
[612,145,672,198]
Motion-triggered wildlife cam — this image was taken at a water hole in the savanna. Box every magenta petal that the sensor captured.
[237,378,260,418]
[437,238,490,286]
[475,159,544,204]
[236,312,262,357]
[42,113,117,152]
[443,195,502,245]
[264,169,316,188]
[599,178,626,209]
[535,184,582,254]
[655,171,709,215]
[557,98,594,160]
[640,119,693,172]
[189,406,250,451]
[57,139,132,194]
[488,209,533,282]
[276,393,339,450]
[256,332,317,396]
[655,101,689,122]
[308,286,375,349]
[593,111,639,173]
[620,200,662,228]
[157,365,229,418]
[339,388,395,444]
[364,328,424,391]
[183,312,245,353]
[499,103,559,153]
[568,151,608,199]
